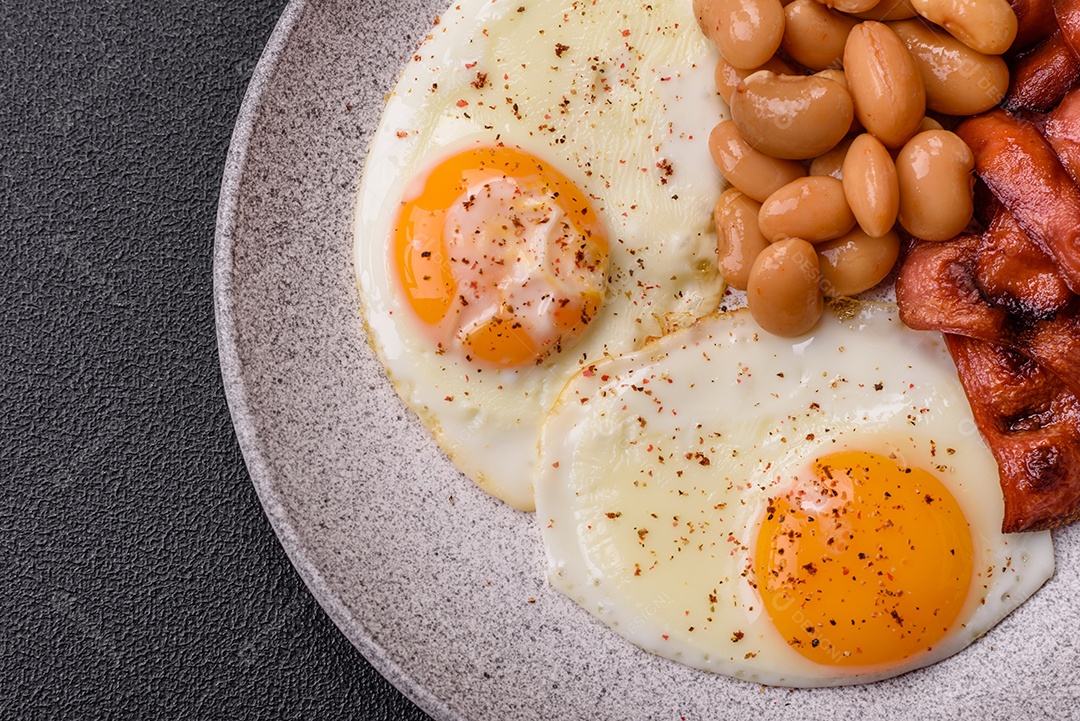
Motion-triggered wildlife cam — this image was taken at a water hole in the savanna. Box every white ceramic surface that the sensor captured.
[215,1,1080,718]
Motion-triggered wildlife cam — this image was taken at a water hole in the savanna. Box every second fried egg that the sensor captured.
[536,303,1054,686]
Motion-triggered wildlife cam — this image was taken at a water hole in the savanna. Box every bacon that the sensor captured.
[896,236,1080,397]
[944,334,1080,532]
[1012,0,1061,52]
[973,177,1002,230]
[976,206,1073,317]
[1044,85,1080,184]
[1055,0,1080,56]
[956,109,1080,292]
[896,235,1009,342]
[1005,31,1080,111]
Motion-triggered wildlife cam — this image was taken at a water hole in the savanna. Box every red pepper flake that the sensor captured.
[456,99,469,107]
[444,395,454,402]
[731,630,744,642]
[552,462,560,468]
[661,634,669,640]
[621,29,631,36]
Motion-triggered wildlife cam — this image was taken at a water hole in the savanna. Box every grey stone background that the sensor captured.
[1,1,430,718]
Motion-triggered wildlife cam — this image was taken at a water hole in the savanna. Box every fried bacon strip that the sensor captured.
[1055,0,1080,56]
[896,240,1080,531]
[896,237,1080,398]
[1006,31,1080,111]
[943,334,1080,532]
[1045,85,1080,184]
[976,206,1073,317]
[896,235,1009,340]
[956,109,1080,292]
[1012,0,1060,52]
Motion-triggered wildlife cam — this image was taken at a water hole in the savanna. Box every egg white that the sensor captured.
[536,302,1054,686]
[354,0,727,510]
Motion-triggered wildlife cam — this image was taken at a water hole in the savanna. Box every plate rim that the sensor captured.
[212,2,456,718]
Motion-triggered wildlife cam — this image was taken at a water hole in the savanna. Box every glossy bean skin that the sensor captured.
[842,133,899,237]
[910,0,1018,54]
[918,115,944,132]
[758,176,857,242]
[819,0,883,14]
[715,190,772,290]
[895,130,975,241]
[814,69,864,133]
[890,20,1008,115]
[851,0,919,20]
[709,121,808,202]
[782,0,858,69]
[714,56,796,104]
[816,227,900,296]
[814,68,850,88]
[844,22,926,148]
[695,0,787,69]
[730,71,854,159]
[747,238,824,336]
[809,136,855,178]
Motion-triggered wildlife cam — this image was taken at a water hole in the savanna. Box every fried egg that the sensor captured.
[536,303,1054,686]
[355,0,726,510]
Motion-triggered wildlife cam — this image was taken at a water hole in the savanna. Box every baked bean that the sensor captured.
[910,0,1017,55]
[709,121,807,202]
[814,68,848,89]
[714,56,796,104]
[758,176,857,242]
[694,0,787,69]
[890,20,1009,115]
[715,190,772,290]
[817,227,901,296]
[782,0,858,70]
[809,136,855,179]
[823,0,883,14]
[918,116,944,132]
[814,69,864,133]
[895,129,975,240]
[747,238,824,336]
[843,22,926,148]
[851,0,919,20]
[841,133,899,237]
[730,71,854,159]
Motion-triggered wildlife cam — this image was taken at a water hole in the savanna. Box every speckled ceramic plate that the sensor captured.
[215,1,1080,718]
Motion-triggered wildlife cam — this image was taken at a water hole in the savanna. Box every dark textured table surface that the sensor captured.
[2,2,431,718]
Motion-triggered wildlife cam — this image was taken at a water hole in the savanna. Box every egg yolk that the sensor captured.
[754,450,974,668]
[393,145,609,367]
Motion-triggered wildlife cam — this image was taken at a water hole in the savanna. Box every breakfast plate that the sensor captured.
[215,0,1080,717]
